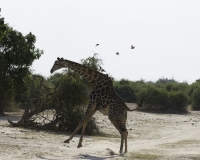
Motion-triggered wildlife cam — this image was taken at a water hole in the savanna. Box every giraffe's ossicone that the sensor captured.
[50,57,143,154]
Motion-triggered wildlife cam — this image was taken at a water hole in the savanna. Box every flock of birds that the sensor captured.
[94,44,135,73]
[95,44,135,56]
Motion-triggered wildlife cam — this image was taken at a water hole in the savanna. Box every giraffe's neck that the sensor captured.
[64,59,109,85]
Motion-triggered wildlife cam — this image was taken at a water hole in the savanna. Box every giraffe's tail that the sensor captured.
[126,98,144,111]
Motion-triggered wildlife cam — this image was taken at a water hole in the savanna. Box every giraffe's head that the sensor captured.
[50,57,66,74]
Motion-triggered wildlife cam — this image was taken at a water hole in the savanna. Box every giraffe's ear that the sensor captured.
[57,57,60,60]
[61,57,64,60]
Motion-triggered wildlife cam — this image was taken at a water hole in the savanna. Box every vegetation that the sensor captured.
[8,74,52,127]
[8,52,101,135]
[80,53,103,71]
[0,17,43,115]
[114,78,190,112]
[190,80,200,110]
[2,14,200,136]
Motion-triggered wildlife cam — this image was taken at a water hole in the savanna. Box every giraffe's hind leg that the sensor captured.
[109,116,128,154]
[120,127,128,154]
[124,129,128,153]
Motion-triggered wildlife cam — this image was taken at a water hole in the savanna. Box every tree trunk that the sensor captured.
[8,108,46,127]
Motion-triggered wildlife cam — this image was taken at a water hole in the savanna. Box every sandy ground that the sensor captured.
[1,104,200,160]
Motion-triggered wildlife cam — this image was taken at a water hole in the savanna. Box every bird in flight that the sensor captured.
[99,67,105,72]
[116,52,119,55]
[101,69,105,72]
[131,45,135,49]
[95,44,99,47]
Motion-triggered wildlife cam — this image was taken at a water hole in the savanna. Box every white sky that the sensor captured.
[1,1,200,84]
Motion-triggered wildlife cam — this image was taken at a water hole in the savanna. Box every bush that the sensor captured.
[165,82,189,93]
[191,85,200,110]
[137,85,189,112]
[48,74,100,135]
[137,86,169,110]
[168,91,189,112]
[114,84,137,103]
[113,79,146,103]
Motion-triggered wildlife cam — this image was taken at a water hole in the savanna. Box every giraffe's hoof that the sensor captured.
[64,139,70,143]
[77,144,82,148]
[119,152,124,156]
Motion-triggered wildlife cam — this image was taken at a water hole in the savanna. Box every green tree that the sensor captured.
[0,17,43,114]
[47,72,63,86]
[8,74,52,127]
[80,53,103,71]
[190,81,200,110]
[51,75,88,131]
[46,73,99,134]
[138,86,169,109]
[168,91,189,112]
[114,79,137,103]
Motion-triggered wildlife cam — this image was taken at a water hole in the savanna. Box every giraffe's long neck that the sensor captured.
[64,59,108,85]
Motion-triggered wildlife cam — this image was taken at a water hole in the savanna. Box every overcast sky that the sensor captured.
[1,1,200,84]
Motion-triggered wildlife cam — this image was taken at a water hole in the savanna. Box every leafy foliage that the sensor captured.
[139,86,169,109]
[0,17,43,114]
[190,81,200,110]
[114,79,190,112]
[168,91,189,111]
[114,81,137,102]
[80,53,103,71]
[46,73,100,134]
[8,74,52,127]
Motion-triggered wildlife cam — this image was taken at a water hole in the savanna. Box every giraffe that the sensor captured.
[50,57,143,154]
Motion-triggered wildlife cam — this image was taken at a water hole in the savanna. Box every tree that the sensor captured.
[80,53,103,71]
[0,17,43,115]
[114,79,137,103]
[49,74,89,132]
[190,81,200,110]
[8,74,52,127]
[8,55,101,134]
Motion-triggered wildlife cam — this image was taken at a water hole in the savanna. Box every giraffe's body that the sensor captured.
[50,57,142,154]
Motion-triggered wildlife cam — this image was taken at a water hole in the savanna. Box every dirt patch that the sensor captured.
[1,106,200,159]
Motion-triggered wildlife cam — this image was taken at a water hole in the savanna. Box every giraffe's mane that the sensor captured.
[63,58,110,78]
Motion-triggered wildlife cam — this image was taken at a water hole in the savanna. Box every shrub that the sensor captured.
[137,85,189,112]
[168,91,189,112]
[114,84,137,103]
[49,74,100,135]
[137,86,168,110]
[191,85,200,110]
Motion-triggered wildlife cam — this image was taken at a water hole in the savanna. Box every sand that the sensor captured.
[0,104,200,160]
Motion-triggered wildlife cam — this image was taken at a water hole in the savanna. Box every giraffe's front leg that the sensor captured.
[64,120,84,143]
[77,109,96,148]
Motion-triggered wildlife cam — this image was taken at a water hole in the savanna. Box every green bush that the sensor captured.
[113,79,146,103]
[168,91,189,112]
[165,82,189,93]
[114,84,137,103]
[137,86,169,110]
[136,85,189,112]
[49,74,100,135]
[191,85,200,110]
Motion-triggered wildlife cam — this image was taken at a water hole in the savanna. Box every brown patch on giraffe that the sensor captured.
[50,58,143,154]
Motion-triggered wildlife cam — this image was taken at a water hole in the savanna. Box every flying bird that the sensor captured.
[95,44,99,47]
[131,45,135,49]
[99,67,106,72]
[116,52,119,55]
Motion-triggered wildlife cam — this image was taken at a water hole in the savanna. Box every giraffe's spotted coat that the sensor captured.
[50,57,141,154]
